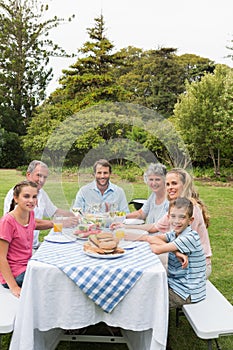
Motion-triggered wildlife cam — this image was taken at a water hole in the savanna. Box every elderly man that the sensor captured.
[73,159,129,214]
[4,160,78,249]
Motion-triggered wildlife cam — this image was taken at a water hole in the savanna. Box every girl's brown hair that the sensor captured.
[10,181,38,212]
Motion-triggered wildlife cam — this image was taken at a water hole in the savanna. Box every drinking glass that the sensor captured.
[53,216,63,233]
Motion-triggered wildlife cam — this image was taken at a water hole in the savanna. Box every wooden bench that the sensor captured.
[0,284,19,349]
[176,280,233,350]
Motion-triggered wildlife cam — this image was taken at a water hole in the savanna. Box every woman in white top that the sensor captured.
[126,163,169,223]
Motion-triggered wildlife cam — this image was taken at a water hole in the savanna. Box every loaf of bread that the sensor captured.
[83,232,125,255]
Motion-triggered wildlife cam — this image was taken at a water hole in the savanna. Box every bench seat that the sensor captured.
[0,284,19,348]
[181,280,233,349]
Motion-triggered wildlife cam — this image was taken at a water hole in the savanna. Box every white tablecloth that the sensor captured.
[10,240,168,350]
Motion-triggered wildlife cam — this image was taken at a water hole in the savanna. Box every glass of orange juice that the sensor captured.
[114,228,125,241]
[53,216,63,233]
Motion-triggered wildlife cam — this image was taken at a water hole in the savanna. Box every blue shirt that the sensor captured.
[141,193,169,224]
[166,226,206,303]
[73,180,129,213]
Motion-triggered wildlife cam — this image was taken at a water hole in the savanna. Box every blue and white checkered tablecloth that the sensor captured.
[32,238,161,313]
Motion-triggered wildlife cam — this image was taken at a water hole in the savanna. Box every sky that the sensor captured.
[44,0,233,95]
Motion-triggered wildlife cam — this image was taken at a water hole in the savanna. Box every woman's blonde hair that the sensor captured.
[167,168,210,227]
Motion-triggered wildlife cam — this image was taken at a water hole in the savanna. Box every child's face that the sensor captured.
[14,186,38,212]
[168,206,193,235]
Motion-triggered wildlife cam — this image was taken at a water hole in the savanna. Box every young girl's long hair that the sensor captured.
[9,181,38,212]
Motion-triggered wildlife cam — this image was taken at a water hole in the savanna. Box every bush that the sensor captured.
[0,129,26,168]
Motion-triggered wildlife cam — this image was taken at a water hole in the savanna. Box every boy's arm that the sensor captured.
[150,240,177,254]
[147,234,176,254]
[147,234,167,244]
[148,235,189,268]
[175,251,189,268]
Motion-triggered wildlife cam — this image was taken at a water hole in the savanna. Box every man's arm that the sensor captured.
[3,188,13,214]
[55,208,75,217]
[35,219,53,230]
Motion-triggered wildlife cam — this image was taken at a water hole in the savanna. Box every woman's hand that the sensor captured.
[110,222,124,230]
[63,217,79,228]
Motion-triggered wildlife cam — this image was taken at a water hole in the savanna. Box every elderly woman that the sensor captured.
[126,163,169,224]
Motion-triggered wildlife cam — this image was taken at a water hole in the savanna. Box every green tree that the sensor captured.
[0,0,73,135]
[116,48,215,118]
[51,14,130,109]
[173,64,233,175]
[23,14,132,161]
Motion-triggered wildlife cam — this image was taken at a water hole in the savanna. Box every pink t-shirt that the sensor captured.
[0,211,35,284]
[156,204,212,264]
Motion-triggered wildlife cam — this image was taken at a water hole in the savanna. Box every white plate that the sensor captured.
[83,250,126,259]
[118,241,138,249]
[44,234,76,244]
[123,219,144,225]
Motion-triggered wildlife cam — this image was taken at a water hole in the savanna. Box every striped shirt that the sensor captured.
[166,226,206,303]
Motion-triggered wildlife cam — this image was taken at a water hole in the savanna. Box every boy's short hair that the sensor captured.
[169,197,193,217]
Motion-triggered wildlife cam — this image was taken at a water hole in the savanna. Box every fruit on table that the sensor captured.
[115,211,126,216]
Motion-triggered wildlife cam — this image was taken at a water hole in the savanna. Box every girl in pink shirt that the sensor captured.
[0,181,38,297]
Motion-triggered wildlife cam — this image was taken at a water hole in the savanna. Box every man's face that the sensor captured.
[26,165,49,190]
[94,165,111,189]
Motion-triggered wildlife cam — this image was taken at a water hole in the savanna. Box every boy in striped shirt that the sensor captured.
[148,197,206,309]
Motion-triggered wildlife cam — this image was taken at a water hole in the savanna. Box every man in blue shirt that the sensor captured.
[73,159,129,214]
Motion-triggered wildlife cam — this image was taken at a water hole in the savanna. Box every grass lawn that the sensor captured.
[0,169,233,350]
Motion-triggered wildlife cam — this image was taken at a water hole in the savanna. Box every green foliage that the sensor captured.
[53,14,130,107]
[0,0,72,134]
[173,65,233,175]
[24,16,217,169]
[0,128,26,167]
[116,48,215,118]
[0,0,74,167]
[193,166,233,181]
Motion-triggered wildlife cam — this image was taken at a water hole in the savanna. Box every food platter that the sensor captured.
[83,250,126,259]
[73,229,101,240]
